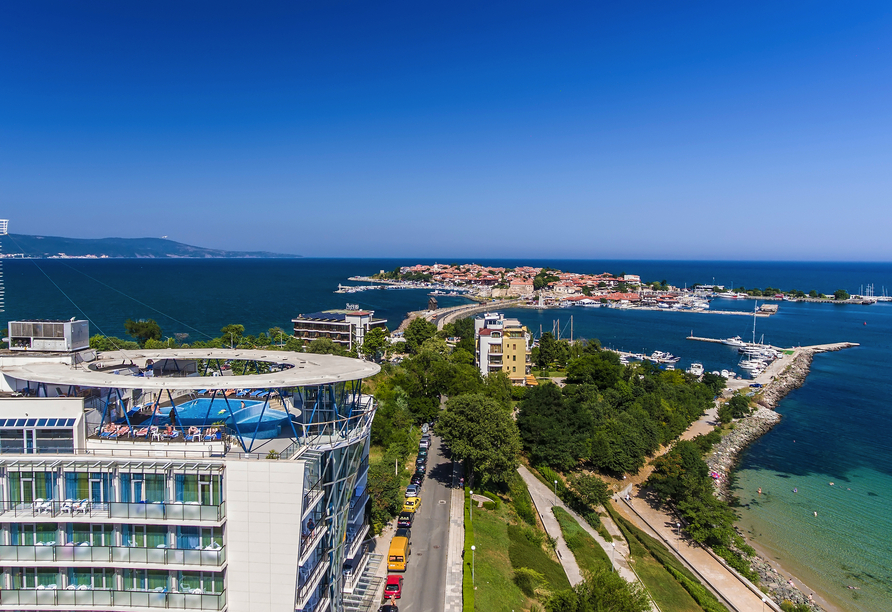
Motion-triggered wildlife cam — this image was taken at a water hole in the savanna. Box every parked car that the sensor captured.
[410,472,424,487]
[415,457,427,471]
[384,575,404,600]
[405,484,419,498]
[418,438,430,450]
[379,605,399,612]
[402,497,421,513]
[395,527,411,540]
[417,448,428,459]
[397,512,414,528]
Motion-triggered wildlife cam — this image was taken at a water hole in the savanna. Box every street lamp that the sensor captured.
[469,491,473,521]
[676,522,681,550]
[611,542,616,570]
[470,545,476,586]
[554,480,558,505]
[165,337,173,348]
[762,596,768,611]
[229,332,234,349]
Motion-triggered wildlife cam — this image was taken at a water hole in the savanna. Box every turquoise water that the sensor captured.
[3,258,892,609]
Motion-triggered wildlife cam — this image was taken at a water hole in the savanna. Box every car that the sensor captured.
[402,497,421,513]
[378,605,399,612]
[419,439,430,449]
[415,458,427,472]
[405,484,419,498]
[417,448,428,459]
[397,512,414,528]
[384,574,404,600]
[395,527,411,540]
[410,472,424,487]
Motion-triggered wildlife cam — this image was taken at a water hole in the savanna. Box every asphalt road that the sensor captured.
[396,435,453,612]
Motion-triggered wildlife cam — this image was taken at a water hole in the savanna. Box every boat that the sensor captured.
[723,336,745,347]
[686,363,704,376]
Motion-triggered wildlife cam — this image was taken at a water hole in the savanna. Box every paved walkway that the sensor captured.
[518,465,584,586]
[443,460,464,612]
[519,466,644,589]
[614,484,781,612]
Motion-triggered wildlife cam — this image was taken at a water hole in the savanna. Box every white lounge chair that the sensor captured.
[60,499,74,514]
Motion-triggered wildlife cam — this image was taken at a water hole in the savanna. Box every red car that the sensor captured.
[384,574,404,600]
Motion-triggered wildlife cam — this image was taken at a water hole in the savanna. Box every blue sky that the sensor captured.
[2,1,891,259]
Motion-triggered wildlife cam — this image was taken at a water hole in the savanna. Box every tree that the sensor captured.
[124,319,162,346]
[537,332,557,369]
[404,317,437,354]
[307,338,347,356]
[808,290,818,298]
[366,462,403,534]
[533,269,560,291]
[361,327,388,361]
[700,372,726,396]
[834,289,850,301]
[219,324,245,348]
[568,473,610,509]
[517,383,591,470]
[90,334,139,351]
[438,393,521,486]
[565,352,623,389]
[545,567,650,612]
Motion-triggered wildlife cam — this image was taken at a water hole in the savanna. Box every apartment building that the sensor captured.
[473,313,532,384]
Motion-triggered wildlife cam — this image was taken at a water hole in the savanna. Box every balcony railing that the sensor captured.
[0,588,226,610]
[296,559,329,609]
[0,544,225,567]
[0,500,225,522]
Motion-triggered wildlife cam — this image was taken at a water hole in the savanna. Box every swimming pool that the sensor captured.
[169,398,289,439]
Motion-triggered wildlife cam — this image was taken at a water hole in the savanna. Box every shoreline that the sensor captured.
[704,347,851,612]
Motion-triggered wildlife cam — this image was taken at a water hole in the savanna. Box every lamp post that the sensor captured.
[554,480,558,505]
[676,522,681,550]
[165,337,172,348]
[611,541,616,570]
[762,596,768,611]
[471,545,476,586]
[229,332,234,349]
[469,491,473,522]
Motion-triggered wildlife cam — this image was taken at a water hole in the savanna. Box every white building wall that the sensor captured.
[226,460,306,612]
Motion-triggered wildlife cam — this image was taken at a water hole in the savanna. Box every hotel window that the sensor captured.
[63,472,112,502]
[124,569,170,592]
[68,567,113,590]
[179,571,222,594]
[175,473,221,505]
[512,366,516,372]
[177,526,222,549]
[13,568,60,589]
[10,523,58,545]
[66,523,113,547]
[121,473,167,503]
[123,524,168,548]
[8,471,57,504]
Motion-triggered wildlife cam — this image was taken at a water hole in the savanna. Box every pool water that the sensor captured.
[168,398,289,439]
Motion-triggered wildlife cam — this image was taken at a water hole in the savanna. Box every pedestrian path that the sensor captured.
[615,484,781,612]
[443,460,464,612]
[518,466,639,586]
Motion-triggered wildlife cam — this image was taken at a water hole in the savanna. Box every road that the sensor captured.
[397,435,453,612]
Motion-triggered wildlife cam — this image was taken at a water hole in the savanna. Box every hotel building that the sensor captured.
[0,320,381,612]
[473,313,533,385]
[291,311,387,352]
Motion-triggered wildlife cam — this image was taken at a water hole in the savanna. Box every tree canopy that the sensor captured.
[124,319,162,346]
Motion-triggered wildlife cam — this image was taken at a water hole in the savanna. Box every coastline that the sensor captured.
[704,348,844,612]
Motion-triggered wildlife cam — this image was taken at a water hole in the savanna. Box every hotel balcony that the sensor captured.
[0,543,226,570]
[0,500,225,525]
[296,558,329,610]
[0,588,226,610]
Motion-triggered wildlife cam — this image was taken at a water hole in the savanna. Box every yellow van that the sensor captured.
[387,535,411,571]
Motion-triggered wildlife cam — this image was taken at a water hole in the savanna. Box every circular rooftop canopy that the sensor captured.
[0,348,381,390]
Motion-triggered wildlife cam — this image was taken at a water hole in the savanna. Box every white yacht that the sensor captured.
[723,336,745,347]
[687,363,704,376]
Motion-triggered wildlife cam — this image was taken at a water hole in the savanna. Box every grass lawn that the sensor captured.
[552,507,611,575]
[470,497,529,612]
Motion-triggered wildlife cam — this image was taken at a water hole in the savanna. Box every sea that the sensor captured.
[2,257,891,612]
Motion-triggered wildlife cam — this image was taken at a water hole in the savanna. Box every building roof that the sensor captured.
[0,348,380,390]
[293,310,375,321]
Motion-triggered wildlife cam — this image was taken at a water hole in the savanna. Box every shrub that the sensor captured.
[514,567,546,597]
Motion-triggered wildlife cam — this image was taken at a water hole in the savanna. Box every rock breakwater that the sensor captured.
[706,407,781,501]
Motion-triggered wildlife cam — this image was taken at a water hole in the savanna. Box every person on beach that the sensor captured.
[758,487,762,495]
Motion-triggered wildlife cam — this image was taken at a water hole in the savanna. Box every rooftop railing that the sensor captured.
[0,543,225,567]
[0,588,226,610]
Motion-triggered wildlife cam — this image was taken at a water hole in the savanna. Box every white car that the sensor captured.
[405,485,419,498]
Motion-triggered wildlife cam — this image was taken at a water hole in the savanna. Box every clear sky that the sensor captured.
[2,1,891,260]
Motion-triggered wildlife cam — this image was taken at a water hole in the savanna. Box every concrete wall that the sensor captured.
[226,459,305,612]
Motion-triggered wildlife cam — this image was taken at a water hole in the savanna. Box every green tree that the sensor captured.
[90,334,140,351]
[808,290,818,298]
[517,383,591,470]
[834,289,850,300]
[545,567,650,612]
[533,269,560,291]
[219,324,245,348]
[366,462,403,533]
[537,332,557,369]
[565,352,622,389]
[404,317,437,354]
[124,319,162,346]
[361,327,388,361]
[438,393,521,486]
[568,473,610,509]
[307,338,347,356]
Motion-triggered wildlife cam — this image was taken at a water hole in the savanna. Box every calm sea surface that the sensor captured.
[3,258,891,611]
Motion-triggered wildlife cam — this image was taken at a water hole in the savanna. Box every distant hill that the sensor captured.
[1,234,300,259]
